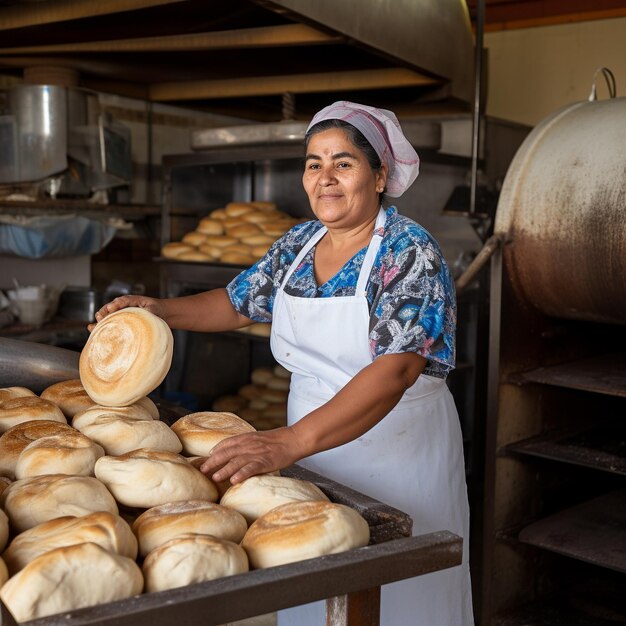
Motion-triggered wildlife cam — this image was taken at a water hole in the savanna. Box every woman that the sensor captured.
[94,101,474,625]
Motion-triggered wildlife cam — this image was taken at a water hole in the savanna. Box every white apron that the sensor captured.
[270,208,474,626]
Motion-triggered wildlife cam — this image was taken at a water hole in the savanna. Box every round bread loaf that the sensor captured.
[197,217,225,235]
[220,475,329,525]
[0,397,66,433]
[210,208,227,220]
[240,234,275,247]
[204,234,238,248]
[252,244,272,258]
[241,211,276,224]
[0,420,75,479]
[80,307,173,407]
[251,367,274,386]
[94,449,218,508]
[198,243,223,259]
[72,403,154,431]
[76,414,182,456]
[40,379,95,418]
[227,223,263,239]
[133,500,247,557]
[186,457,233,499]
[15,430,105,479]
[3,511,138,574]
[260,220,293,237]
[225,202,256,217]
[0,387,35,404]
[181,231,207,247]
[220,251,255,266]
[0,542,143,623]
[261,388,288,404]
[142,533,248,593]
[1,474,119,533]
[242,501,370,569]
[171,412,256,457]
[260,404,287,421]
[0,508,8,552]
[162,242,194,258]
[266,376,290,391]
[238,384,265,400]
[248,398,269,411]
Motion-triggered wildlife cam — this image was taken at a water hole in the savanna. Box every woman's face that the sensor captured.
[303,128,387,230]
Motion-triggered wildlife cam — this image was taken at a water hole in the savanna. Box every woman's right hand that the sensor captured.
[88,295,167,331]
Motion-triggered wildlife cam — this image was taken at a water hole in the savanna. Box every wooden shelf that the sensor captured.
[507,424,626,476]
[518,488,626,573]
[516,353,626,398]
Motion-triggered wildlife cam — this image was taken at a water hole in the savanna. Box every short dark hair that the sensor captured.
[305,119,382,172]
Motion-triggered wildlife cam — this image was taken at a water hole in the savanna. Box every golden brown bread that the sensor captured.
[72,403,154,431]
[1,474,119,532]
[181,230,207,247]
[2,511,138,574]
[40,379,96,418]
[0,387,36,404]
[0,397,67,433]
[0,508,8,552]
[132,500,248,557]
[80,307,173,407]
[0,420,75,479]
[220,251,255,266]
[220,475,329,525]
[94,449,218,508]
[0,542,143,623]
[225,202,256,217]
[161,242,194,258]
[171,411,256,457]
[177,250,212,262]
[242,501,370,569]
[197,217,225,235]
[250,367,274,386]
[142,533,248,593]
[14,430,105,479]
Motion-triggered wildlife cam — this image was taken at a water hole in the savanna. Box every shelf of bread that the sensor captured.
[212,364,289,431]
[162,201,306,265]
[0,378,373,623]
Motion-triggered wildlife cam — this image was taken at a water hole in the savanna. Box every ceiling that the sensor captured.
[0,0,624,121]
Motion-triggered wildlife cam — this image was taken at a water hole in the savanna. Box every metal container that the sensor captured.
[58,286,102,322]
[494,97,626,325]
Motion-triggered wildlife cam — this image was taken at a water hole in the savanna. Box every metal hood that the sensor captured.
[0,0,475,120]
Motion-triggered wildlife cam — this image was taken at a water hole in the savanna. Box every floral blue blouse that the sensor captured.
[226,206,456,378]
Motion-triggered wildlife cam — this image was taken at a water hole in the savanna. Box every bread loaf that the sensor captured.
[181,231,207,247]
[177,250,212,261]
[220,251,255,266]
[0,397,66,433]
[0,542,143,623]
[133,500,248,557]
[225,202,256,217]
[220,475,329,525]
[171,412,256,457]
[211,208,227,220]
[251,367,274,386]
[0,476,11,497]
[226,223,263,239]
[76,414,182,456]
[203,234,238,248]
[212,395,248,413]
[0,420,75,479]
[162,242,194,258]
[80,307,173,407]
[40,379,96,418]
[15,430,105,479]
[72,403,154,431]
[94,449,218,508]
[136,395,159,419]
[142,533,248,593]
[0,387,35,404]
[3,511,138,574]
[242,501,370,569]
[197,217,225,235]
[1,474,119,533]
[0,557,7,588]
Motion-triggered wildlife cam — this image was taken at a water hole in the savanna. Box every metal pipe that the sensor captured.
[455,234,503,294]
[469,0,485,215]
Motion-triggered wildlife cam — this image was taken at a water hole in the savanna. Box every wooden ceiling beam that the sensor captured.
[150,68,441,101]
[0,24,340,55]
[0,0,186,31]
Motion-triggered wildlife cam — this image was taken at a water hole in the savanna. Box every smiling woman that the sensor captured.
[91,100,473,626]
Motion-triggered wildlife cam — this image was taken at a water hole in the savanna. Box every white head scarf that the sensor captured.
[306,101,420,197]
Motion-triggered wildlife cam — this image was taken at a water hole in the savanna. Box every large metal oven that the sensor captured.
[480,94,626,624]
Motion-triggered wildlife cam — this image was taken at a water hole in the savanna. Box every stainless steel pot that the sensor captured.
[58,286,103,322]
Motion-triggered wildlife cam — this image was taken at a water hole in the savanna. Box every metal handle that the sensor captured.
[588,67,617,101]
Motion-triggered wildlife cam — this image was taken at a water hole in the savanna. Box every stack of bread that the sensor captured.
[161,201,306,265]
[0,308,370,622]
[212,364,290,430]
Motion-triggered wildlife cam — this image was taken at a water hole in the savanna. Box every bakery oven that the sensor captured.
[479,93,626,624]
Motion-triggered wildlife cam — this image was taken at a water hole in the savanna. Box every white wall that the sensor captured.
[485,17,626,126]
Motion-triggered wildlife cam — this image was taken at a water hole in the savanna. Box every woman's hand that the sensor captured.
[88,295,166,331]
[200,427,306,485]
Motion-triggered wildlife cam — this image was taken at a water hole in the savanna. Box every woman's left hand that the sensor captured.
[200,427,305,485]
